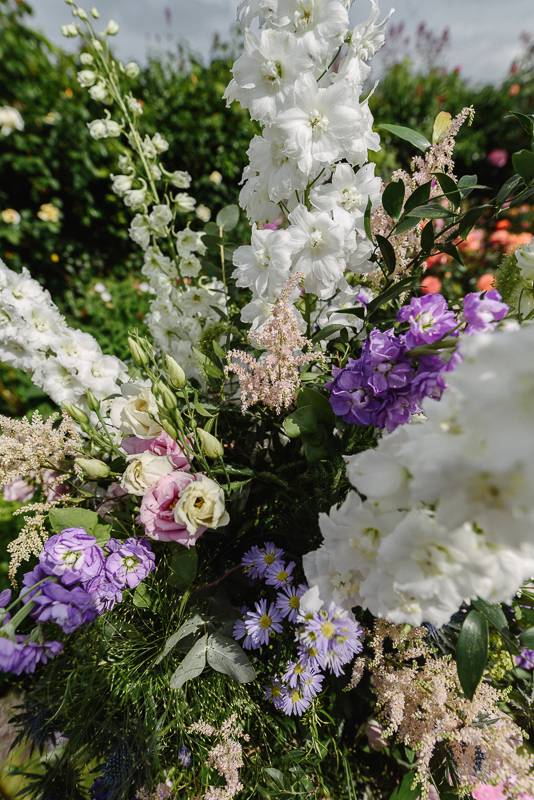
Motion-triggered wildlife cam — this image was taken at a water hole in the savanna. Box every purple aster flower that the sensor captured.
[40,528,104,587]
[515,648,534,670]
[232,617,257,650]
[178,746,192,768]
[397,294,457,347]
[276,583,308,623]
[282,659,310,688]
[29,582,98,634]
[104,538,155,590]
[299,604,363,677]
[279,685,313,716]
[244,599,283,647]
[264,678,285,711]
[300,669,324,699]
[463,289,508,334]
[297,642,322,671]
[0,633,62,675]
[265,560,295,589]
[241,542,285,579]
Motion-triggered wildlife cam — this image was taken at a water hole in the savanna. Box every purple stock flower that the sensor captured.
[463,290,508,333]
[397,293,457,347]
[0,633,62,675]
[29,581,98,634]
[241,542,285,580]
[104,538,155,590]
[40,528,104,587]
[243,599,283,647]
[276,583,307,623]
[84,576,123,614]
[516,648,534,670]
[299,604,363,677]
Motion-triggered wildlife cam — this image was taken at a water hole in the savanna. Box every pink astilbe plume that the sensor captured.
[189,715,249,800]
[226,275,323,414]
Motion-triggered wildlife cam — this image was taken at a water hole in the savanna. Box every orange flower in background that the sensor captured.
[424,253,450,269]
[495,219,511,230]
[509,83,521,96]
[477,273,496,291]
[421,275,442,294]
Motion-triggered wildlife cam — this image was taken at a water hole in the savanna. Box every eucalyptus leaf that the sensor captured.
[207,633,256,683]
[216,204,239,231]
[155,614,205,664]
[170,633,208,690]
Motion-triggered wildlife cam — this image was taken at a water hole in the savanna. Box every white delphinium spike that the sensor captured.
[0,260,126,407]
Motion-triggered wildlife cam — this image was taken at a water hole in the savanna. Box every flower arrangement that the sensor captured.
[0,1,533,798]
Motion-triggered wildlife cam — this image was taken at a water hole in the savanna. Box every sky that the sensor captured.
[28,0,534,84]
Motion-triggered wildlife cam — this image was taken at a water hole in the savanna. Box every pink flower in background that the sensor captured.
[420,275,442,295]
[472,785,506,800]
[139,470,202,545]
[122,431,190,471]
[42,469,68,503]
[487,148,509,168]
[3,478,34,503]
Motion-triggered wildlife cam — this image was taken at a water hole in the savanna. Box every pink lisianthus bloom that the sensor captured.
[3,478,34,503]
[122,431,190,471]
[139,471,203,546]
[472,785,506,800]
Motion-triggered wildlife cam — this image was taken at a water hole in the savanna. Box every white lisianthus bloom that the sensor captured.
[225,29,312,122]
[121,452,174,496]
[240,297,276,330]
[344,426,412,510]
[286,204,346,298]
[109,384,162,438]
[0,107,24,137]
[516,240,534,281]
[78,355,127,399]
[174,475,230,534]
[276,74,364,176]
[232,225,292,299]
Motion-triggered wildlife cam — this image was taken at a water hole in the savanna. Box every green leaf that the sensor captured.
[393,216,421,235]
[168,548,198,591]
[382,179,405,219]
[132,582,152,609]
[155,614,205,664]
[389,772,421,800]
[506,111,534,138]
[496,174,523,205]
[376,234,396,273]
[48,507,99,534]
[203,221,220,237]
[457,174,481,197]
[404,182,432,214]
[170,633,208,690]
[405,203,452,220]
[512,149,534,181]
[457,206,489,239]
[310,323,346,342]
[92,523,112,547]
[434,172,461,207]
[378,123,431,152]
[420,221,435,252]
[283,405,317,438]
[216,204,239,231]
[520,626,534,648]
[366,275,416,319]
[206,633,256,683]
[456,609,489,699]
[471,598,508,633]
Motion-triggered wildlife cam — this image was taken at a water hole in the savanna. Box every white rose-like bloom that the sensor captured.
[516,240,534,281]
[0,107,24,137]
[109,384,162,438]
[121,452,174,496]
[174,475,230,534]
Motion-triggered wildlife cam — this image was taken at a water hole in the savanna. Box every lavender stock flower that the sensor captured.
[29,581,98,633]
[463,289,508,333]
[397,294,457,347]
[105,537,155,590]
[40,528,104,587]
[516,648,534,670]
[0,633,62,675]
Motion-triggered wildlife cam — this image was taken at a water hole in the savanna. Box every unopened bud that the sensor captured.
[196,428,224,459]
[105,19,119,35]
[64,404,90,426]
[155,381,177,411]
[128,336,149,368]
[161,418,178,439]
[85,390,101,414]
[165,355,186,389]
[75,457,111,479]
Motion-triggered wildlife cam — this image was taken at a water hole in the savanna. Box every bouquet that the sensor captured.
[0,1,533,798]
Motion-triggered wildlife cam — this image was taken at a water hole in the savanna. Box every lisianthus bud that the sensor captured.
[75,457,111,479]
[63,404,90,426]
[61,23,79,37]
[165,355,186,389]
[128,336,148,367]
[85,391,101,414]
[196,428,224,459]
[155,381,177,411]
[91,7,100,18]
[161,418,178,439]
[105,19,119,35]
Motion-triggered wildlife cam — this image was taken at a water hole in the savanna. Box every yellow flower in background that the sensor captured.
[63,87,74,99]
[50,253,60,263]
[38,203,61,223]
[209,170,223,185]
[1,209,21,225]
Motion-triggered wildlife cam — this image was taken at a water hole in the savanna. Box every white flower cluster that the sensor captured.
[304,322,534,628]
[73,24,225,380]
[0,260,126,407]
[0,106,24,137]
[227,0,388,327]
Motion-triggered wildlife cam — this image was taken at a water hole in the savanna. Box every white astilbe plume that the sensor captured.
[226,0,387,332]
[0,260,126,407]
